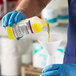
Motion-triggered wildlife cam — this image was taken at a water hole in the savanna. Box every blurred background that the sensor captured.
[0,0,68,76]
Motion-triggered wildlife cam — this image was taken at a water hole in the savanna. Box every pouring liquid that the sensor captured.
[47,24,50,42]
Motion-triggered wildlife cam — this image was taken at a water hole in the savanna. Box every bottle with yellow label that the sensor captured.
[6,16,48,40]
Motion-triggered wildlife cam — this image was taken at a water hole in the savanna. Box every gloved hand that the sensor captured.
[2,10,24,27]
[40,64,76,76]
[2,10,24,40]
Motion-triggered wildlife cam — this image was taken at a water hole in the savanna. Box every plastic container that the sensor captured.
[21,38,33,65]
[41,0,58,27]
[57,0,69,24]
[47,48,64,65]
[22,53,32,65]
[33,42,48,68]
[1,37,29,76]
[6,16,48,40]
[1,56,21,76]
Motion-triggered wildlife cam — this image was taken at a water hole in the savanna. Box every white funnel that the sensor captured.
[38,33,62,56]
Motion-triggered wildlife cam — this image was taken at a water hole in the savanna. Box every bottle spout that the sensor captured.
[42,19,49,27]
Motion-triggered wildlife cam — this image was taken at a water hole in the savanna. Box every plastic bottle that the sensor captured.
[57,0,68,24]
[6,16,48,40]
[41,0,58,27]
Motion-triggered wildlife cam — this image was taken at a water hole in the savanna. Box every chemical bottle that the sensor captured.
[41,0,58,27]
[6,16,48,40]
[57,0,68,24]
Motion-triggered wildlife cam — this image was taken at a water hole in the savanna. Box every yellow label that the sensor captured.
[30,17,48,33]
[31,23,43,33]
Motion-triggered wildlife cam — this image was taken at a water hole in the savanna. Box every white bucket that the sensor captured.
[22,52,32,65]
[1,38,25,76]
[1,56,21,76]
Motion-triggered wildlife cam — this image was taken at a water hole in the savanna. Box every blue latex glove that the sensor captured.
[2,10,24,27]
[17,36,23,40]
[2,10,24,40]
[40,64,76,76]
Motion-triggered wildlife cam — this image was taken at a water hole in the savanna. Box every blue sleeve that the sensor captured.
[68,0,71,5]
[64,0,76,64]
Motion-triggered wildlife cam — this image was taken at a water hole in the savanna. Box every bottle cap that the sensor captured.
[6,26,15,39]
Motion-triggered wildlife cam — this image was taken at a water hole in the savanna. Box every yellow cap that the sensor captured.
[6,26,15,39]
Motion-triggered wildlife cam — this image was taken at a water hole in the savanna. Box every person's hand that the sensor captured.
[2,10,24,27]
[2,10,24,40]
[40,64,76,76]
